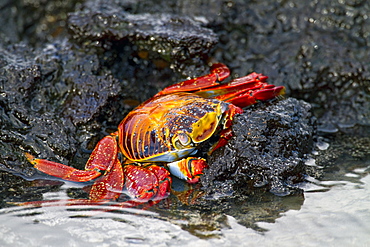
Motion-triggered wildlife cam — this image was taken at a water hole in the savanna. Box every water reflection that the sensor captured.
[258,173,370,246]
[0,163,369,246]
[0,202,198,246]
[0,172,369,246]
[0,174,306,242]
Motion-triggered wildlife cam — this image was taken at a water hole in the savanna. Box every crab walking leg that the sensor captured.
[194,72,268,99]
[157,63,285,108]
[155,63,230,96]
[26,153,102,182]
[167,157,208,184]
[26,135,119,182]
[223,85,285,108]
[194,72,286,108]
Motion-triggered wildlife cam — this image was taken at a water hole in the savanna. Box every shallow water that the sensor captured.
[0,158,368,246]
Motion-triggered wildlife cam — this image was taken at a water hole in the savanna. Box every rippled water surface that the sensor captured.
[0,160,369,246]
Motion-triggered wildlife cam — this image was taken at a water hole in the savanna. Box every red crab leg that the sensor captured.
[155,63,230,96]
[194,72,267,98]
[26,135,119,182]
[224,85,285,108]
[26,153,102,182]
[194,72,285,108]
[156,63,285,108]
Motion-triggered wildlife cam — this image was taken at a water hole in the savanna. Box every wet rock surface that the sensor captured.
[0,0,76,46]
[68,2,217,76]
[203,98,315,197]
[0,0,368,228]
[0,42,120,176]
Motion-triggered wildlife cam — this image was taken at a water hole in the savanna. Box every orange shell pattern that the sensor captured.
[118,93,226,162]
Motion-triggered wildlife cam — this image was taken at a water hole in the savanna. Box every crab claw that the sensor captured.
[88,159,124,201]
[124,164,171,202]
[167,157,208,184]
[147,165,172,200]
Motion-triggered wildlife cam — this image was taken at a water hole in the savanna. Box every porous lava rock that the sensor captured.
[202,98,316,196]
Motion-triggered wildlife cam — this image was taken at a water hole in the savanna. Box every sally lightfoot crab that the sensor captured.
[26,63,285,203]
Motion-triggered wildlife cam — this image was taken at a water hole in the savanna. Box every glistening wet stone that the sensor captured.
[203,98,316,197]
[67,2,218,77]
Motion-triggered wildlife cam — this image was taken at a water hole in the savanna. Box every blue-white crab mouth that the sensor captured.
[144,148,197,162]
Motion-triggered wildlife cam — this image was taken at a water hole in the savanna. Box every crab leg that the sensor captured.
[156,63,285,108]
[26,153,102,182]
[194,72,267,98]
[155,63,230,96]
[223,85,285,108]
[194,72,285,108]
[26,135,119,182]
[27,135,127,201]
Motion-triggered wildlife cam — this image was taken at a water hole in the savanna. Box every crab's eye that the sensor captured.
[172,132,191,149]
[178,132,190,145]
